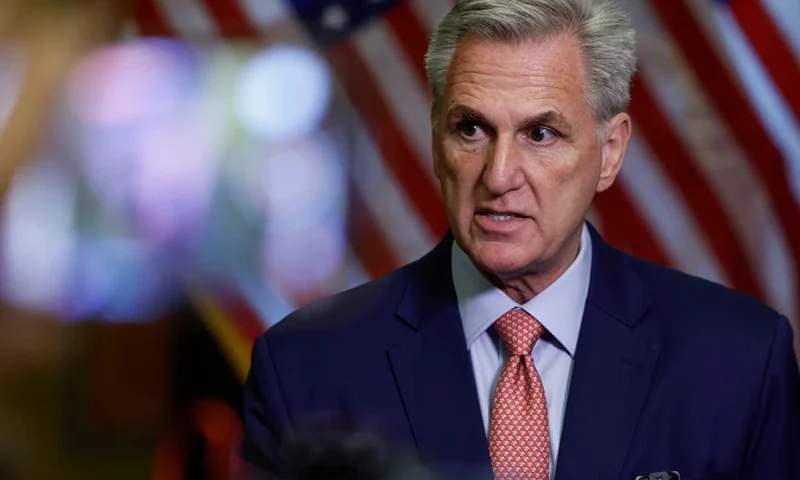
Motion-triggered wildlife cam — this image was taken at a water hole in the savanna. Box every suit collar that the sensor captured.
[451,224,593,357]
[395,222,651,328]
[585,222,652,327]
[397,223,648,335]
[394,231,456,331]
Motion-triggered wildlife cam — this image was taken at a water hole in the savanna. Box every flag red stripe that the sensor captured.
[199,0,259,37]
[650,0,800,310]
[384,2,432,87]
[729,0,800,124]
[135,0,173,36]
[328,41,449,238]
[221,296,266,343]
[594,185,671,266]
[630,75,764,299]
[347,184,402,278]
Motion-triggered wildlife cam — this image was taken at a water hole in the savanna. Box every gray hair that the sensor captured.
[424,0,637,124]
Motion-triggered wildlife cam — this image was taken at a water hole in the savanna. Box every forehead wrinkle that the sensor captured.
[448,70,573,103]
[446,80,573,124]
[440,37,591,131]
[444,34,588,101]
[450,75,576,100]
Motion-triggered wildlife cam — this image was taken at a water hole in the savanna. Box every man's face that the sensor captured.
[433,33,629,283]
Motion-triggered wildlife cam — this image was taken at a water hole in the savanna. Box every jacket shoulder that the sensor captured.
[262,261,416,343]
[625,253,784,339]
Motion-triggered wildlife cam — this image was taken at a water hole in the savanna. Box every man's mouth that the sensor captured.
[476,209,524,222]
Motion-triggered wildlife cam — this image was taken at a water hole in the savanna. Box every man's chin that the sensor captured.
[470,245,537,279]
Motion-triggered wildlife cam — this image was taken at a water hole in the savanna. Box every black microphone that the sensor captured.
[635,472,681,480]
[280,427,438,480]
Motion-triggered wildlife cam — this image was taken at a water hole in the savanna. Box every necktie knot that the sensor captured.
[494,308,545,356]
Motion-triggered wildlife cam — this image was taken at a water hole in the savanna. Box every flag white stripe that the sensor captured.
[621,135,727,285]
[629,0,797,317]
[155,0,218,37]
[354,20,437,182]
[759,0,800,62]
[675,0,742,84]
[759,214,799,321]
[343,248,371,289]
[409,0,452,32]
[235,270,296,327]
[710,4,800,204]
[347,103,437,264]
[235,0,290,28]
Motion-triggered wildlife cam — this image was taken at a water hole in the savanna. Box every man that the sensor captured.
[242,0,800,478]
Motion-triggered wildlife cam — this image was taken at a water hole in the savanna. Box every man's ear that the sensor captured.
[596,112,632,193]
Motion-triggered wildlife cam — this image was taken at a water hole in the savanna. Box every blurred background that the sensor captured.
[0,0,797,478]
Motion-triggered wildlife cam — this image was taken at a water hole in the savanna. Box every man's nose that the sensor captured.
[482,135,525,196]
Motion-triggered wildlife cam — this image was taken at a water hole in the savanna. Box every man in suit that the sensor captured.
[242,0,800,478]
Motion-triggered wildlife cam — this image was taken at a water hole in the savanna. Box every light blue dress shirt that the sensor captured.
[451,224,593,478]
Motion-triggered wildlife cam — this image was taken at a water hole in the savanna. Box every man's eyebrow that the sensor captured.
[446,106,572,131]
[521,110,571,130]
[446,105,490,124]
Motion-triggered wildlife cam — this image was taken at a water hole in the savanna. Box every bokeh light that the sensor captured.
[261,136,346,230]
[3,37,350,322]
[258,135,348,294]
[262,220,347,293]
[132,103,222,245]
[225,134,347,229]
[234,45,332,141]
[63,39,222,247]
[65,39,200,127]
[0,157,77,314]
[64,235,179,322]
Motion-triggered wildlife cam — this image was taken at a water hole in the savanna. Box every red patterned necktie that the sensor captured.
[488,308,551,480]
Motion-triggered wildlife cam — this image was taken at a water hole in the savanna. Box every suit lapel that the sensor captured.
[388,235,493,478]
[555,225,660,480]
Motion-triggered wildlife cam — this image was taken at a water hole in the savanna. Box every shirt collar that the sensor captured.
[452,224,593,357]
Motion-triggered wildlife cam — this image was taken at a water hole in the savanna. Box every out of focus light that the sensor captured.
[64,39,221,246]
[0,158,77,314]
[204,46,249,145]
[65,236,178,322]
[66,39,199,126]
[262,220,346,292]
[234,45,332,141]
[134,105,221,245]
[256,135,348,293]
[0,157,179,322]
[226,134,347,229]
[0,43,26,135]
[261,136,346,231]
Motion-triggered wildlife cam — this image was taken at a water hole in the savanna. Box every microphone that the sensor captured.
[280,427,438,480]
[635,472,681,480]
[285,428,388,480]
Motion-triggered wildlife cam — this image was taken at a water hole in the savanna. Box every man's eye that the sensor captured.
[530,127,558,144]
[457,122,486,139]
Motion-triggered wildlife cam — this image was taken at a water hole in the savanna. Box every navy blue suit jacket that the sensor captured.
[242,225,800,479]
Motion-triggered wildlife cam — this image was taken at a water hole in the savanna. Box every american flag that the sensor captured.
[132,0,800,374]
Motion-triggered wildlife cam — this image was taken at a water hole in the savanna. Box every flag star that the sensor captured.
[322,4,348,31]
